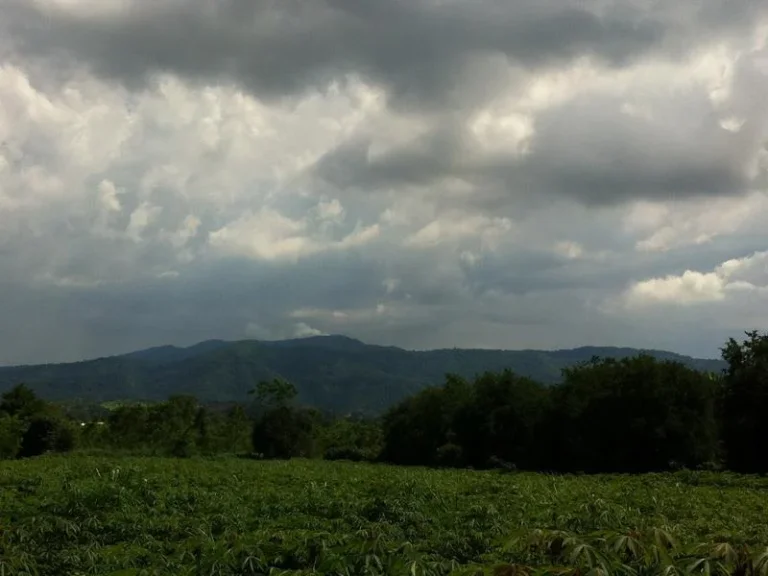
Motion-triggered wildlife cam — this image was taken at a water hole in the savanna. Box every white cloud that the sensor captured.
[208,208,313,261]
[293,322,326,338]
[382,278,400,294]
[625,270,728,306]
[314,198,345,222]
[553,241,584,260]
[97,179,121,213]
[208,207,380,261]
[624,251,768,307]
[626,192,768,252]
[126,202,162,243]
[291,304,399,325]
[164,215,201,249]
[403,212,514,249]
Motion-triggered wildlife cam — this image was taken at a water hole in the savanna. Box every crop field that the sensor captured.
[1,456,768,575]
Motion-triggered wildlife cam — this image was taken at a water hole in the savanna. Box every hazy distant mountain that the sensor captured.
[0,335,726,413]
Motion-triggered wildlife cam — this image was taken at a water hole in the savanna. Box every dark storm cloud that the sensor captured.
[310,106,751,207]
[482,94,752,206]
[3,0,761,109]
[4,0,765,209]
[0,252,382,364]
[459,240,767,300]
[0,223,758,364]
[312,123,469,189]
[1,0,766,366]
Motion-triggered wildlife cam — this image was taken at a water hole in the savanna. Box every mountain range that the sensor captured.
[0,335,727,413]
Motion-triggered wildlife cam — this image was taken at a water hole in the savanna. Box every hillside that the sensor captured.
[0,335,726,413]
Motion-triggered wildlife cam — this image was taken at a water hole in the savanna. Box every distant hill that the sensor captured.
[0,335,726,414]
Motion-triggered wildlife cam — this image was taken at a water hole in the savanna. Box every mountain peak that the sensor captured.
[0,336,726,414]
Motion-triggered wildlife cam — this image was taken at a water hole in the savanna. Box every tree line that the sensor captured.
[2,331,768,474]
[0,377,383,462]
[379,330,768,473]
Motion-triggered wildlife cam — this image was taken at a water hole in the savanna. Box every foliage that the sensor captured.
[252,405,317,459]
[219,405,252,453]
[0,384,77,459]
[0,383,47,419]
[720,330,768,473]
[318,416,383,462]
[250,377,298,409]
[1,331,767,573]
[0,413,23,458]
[75,391,380,462]
[18,415,79,457]
[88,396,253,456]
[550,355,720,472]
[381,356,720,473]
[2,456,768,575]
[4,331,768,476]
[380,378,470,466]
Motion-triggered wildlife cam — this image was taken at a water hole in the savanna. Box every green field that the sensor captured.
[2,456,768,575]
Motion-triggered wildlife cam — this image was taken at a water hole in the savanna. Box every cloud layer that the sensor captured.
[0,0,767,363]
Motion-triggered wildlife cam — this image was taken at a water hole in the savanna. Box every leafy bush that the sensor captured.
[170,435,197,458]
[0,414,23,459]
[18,416,78,458]
[435,442,464,467]
[323,446,368,462]
[252,406,316,459]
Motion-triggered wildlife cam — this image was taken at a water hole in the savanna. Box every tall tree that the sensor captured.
[250,378,297,409]
[551,355,719,472]
[720,330,768,472]
[0,384,47,420]
[0,414,23,459]
[250,378,315,459]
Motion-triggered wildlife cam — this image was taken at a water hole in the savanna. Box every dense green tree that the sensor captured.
[550,355,719,472]
[318,416,383,461]
[150,396,200,456]
[380,386,456,466]
[0,414,23,459]
[104,405,151,450]
[18,415,78,458]
[220,405,252,453]
[90,399,254,456]
[0,384,47,420]
[249,378,319,459]
[251,378,297,409]
[0,385,76,459]
[381,371,547,468]
[720,330,768,473]
[380,355,719,473]
[453,370,550,469]
[193,407,211,453]
[252,406,315,459]
[2,332,765,472]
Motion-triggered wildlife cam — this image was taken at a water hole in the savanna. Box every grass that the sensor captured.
[1,456,768,575]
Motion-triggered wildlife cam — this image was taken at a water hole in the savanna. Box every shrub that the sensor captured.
[19,416,78,458]
[0,414,23,459]
[435,442,464,468]
[252,406,315,459]
[324,446,367,462]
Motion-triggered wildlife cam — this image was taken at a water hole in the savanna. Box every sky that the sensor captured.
[0,0,767,364]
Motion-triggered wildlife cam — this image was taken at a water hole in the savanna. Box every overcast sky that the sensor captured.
[0,0,767,364]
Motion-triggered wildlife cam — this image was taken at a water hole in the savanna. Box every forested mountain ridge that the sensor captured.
[0,335,726,413]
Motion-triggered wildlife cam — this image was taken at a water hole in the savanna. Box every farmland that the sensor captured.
[2,456,768,575]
